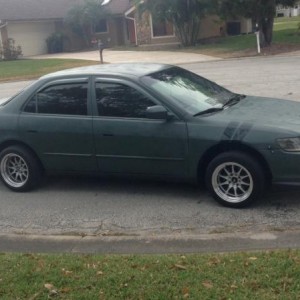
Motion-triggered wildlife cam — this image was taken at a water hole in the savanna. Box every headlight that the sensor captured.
[277,137,300,152]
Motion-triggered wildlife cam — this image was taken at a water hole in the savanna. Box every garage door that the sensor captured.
[7,21,55,56]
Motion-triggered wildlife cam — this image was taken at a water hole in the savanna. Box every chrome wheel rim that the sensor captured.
[0,153,29,188]
[212,162,253,203]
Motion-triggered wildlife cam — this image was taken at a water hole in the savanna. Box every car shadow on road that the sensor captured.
[44,175,202,203]
[261,184,300,208]
[42,175,300,208]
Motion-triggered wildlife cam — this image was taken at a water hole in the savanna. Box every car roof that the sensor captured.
[40,63,173,79]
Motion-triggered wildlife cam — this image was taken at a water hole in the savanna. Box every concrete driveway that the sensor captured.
[30,49,220,64]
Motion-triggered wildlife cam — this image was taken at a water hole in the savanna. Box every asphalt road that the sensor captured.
[184,54,300,102]
[0,54,300,240]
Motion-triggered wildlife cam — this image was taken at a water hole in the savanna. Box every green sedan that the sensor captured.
[0,63,300,208]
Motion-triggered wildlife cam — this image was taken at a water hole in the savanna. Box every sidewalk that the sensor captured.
[30,49,221,64]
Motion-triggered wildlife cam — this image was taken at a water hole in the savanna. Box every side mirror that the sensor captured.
[146,105,169,120]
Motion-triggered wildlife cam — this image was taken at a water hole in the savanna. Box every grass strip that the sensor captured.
[0,250,299,299]
[0,59,97,82]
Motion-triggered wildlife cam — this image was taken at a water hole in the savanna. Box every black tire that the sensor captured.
[0,145,42,192]
[205,151,265,208]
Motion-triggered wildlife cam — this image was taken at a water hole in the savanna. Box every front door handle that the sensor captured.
[102,133,114,137]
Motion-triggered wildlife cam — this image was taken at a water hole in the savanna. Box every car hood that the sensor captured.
[219,96,300,128]
[189,96,300,146]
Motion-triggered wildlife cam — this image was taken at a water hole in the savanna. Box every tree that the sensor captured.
[135,0,212,47]
[214,0,297,47]
[65,0,108,47]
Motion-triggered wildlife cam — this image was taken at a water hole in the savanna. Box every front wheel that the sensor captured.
[205,152,265,208]
[0,146,42,192]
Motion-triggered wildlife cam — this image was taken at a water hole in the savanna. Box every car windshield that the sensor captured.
[141,67,235,115]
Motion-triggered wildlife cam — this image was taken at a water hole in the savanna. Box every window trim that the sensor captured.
[92,77,182,121]
[93,79,160,120]
[149,14,175,39]
[22,78,91,117]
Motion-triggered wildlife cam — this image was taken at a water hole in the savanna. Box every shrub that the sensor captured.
[0,38,22,60]
[46,32,65,53]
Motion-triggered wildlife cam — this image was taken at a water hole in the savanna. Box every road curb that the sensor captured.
[1,230,300,254]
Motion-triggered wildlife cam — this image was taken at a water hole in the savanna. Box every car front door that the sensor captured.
[18,78,96,172]
[92,78,189,177]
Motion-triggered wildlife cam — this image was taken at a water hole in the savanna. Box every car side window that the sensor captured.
[95,82,156,118]
[24,83,88,116]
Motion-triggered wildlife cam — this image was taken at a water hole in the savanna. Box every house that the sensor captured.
[0,0,83,56]
[0,0,132,56]
[0,0,252,57]
[95,0,252,48]
[277,1,300,17]
[125,3,252,47]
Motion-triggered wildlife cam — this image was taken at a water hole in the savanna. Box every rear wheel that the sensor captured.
[0,146,42,191]
[205,151,265,208]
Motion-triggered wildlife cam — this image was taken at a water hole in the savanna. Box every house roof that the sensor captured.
[0,0,131,21]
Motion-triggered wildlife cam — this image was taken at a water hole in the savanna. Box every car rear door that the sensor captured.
[18,77,96,172]
[91,77,189,178]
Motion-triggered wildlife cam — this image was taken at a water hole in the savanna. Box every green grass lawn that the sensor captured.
[0,250,300,299]
[273,16,300,30]
[189,16,300,57]
[0,59,97,82]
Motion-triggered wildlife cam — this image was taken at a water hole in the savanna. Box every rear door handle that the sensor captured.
[102,133,114,137]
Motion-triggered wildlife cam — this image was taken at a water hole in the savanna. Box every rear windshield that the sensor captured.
[0,97,11,106]
[0,81,36,107]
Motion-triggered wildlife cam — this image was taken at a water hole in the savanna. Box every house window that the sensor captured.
[95,19,108,33]
[151,15,174,37]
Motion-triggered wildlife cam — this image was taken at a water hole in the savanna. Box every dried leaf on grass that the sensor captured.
[202,280,213,289]
[60,287,71,293]
[48,289,59,297]
[44,284,54,290]
[174,264,187,270]
[208,257,221,266]
[44,283,59,297]
[182,287,190,298]
[61,268,73,276]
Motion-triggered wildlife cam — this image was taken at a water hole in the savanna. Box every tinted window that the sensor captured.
[94,19,108,33]
[96,82,156,118]
[24,83,88,115]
